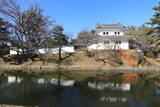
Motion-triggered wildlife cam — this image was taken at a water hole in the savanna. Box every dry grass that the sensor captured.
[0,50,160,67]
[143,56,160,67]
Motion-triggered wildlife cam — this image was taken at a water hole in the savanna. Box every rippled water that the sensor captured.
[0,71,160,107]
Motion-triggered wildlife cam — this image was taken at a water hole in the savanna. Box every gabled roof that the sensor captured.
[96,23,125,29]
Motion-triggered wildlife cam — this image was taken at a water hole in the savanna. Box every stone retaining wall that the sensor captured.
[0,66,160,72]
[0,104,38,107]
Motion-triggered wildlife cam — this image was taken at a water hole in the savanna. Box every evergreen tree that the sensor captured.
[146,2,160,49]
[146,2,160,33]
[0,18,10,60]
[52,25,70,64]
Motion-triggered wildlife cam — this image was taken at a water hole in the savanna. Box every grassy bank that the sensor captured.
[1,50,160,67]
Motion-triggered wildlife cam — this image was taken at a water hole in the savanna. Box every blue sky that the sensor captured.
[19,0,159,37]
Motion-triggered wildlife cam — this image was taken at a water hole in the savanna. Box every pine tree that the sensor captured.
[146,2,160,33]
[146,2,160,49]
[52,25,69,64]
[0,18,10,60]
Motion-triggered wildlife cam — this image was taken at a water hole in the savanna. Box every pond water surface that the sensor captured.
[0,71,160,107]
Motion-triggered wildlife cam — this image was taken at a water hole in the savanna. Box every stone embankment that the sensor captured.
[0,105,38,107]
[0,65,160,72]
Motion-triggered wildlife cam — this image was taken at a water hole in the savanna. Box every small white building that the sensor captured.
[10,47,23,55]
[37,46,75,54]
[10,46,75,55]
[87,23,130,50]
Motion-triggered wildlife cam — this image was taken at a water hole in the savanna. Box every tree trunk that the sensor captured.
[114,43,117,50]
[59,45,62,61]
[58,45,62,66]
[57,73,61,87]
[0,55,6,62]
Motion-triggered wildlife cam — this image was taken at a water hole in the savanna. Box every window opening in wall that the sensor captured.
[104,41,110,44]
[115,32,117,35]
[103,32,105,35]
[118,32,120,35]
[107,41,109,44]
[106,32,108,35]
[115,41,121,44]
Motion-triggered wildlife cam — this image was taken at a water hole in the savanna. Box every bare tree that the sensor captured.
[86,34,125,66]
[0,0,53,61]
[74,29,95,45]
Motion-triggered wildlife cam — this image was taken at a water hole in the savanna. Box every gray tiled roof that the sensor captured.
[96,24,125,29]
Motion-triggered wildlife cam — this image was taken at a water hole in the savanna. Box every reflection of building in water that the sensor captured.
[100,97,127,102]
[7,76,75,86]
[8,76,16,83]
[8,76,22,83]
[37,78,75,86]
[88,82,130,91]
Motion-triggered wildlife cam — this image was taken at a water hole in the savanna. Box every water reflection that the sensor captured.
[100,97,127,102]
[7,76,75,87]
[0,72,160,107]
[88,82,130,91]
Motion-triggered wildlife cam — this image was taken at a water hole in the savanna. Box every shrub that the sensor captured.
[146,51,155,58]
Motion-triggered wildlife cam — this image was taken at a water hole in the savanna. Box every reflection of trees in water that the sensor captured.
[52,69,73,87]
[0,70,74,107]
[129,73,160,106]
[0,78,56,106]
[0,71,37,106]
[0,73,7,83]
[131,73,159,97]
[77,86,131,107]
[79,73,160,107]
[0,71,160,107]
[0,86,5,103]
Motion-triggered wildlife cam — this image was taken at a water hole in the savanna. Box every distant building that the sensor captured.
[87,23,131,50]
[10,47,22,55]
[10,46,75,55]
[37,46,75,54]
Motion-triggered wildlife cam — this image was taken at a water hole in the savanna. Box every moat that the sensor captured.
[0,70,160,107]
